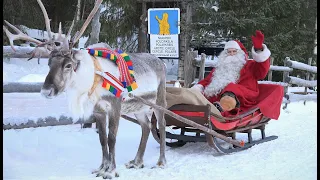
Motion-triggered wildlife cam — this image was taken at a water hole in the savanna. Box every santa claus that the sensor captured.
[191,30,281,117]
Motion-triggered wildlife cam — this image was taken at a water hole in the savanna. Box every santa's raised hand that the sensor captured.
[251,30,264,50]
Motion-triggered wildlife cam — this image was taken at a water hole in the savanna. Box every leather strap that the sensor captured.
[88,56,102,96]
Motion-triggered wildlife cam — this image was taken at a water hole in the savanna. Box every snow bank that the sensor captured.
[3,58,49,82]
[3,93,73,126]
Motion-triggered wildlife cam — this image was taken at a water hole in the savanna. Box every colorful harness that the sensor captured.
[86,48,138,97]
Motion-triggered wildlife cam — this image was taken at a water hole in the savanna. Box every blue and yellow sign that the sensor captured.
[148,8,180,35]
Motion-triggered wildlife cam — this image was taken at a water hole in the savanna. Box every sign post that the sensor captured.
[148,8,180,59]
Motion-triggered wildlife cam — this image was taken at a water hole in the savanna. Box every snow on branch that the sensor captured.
[286,59,317,74]
[270,65,293,72]
[285,76,317,87]
[258,81,289,87]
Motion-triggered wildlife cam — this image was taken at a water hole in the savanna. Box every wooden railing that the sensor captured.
[173,51,317,97]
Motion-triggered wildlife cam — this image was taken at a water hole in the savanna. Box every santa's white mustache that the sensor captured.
[217,51,246,66]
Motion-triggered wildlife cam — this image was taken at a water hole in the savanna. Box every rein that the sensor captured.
[88,56,103,96]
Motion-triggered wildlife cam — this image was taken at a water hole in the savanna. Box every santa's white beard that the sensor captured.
[203,50,246,98]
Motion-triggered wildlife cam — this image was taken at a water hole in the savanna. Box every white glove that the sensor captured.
[190,84,204,93]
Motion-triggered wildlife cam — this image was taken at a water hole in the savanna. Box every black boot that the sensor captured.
[213,102,224,112]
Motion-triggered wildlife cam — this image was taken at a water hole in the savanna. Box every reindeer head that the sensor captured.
[3,0,102,98]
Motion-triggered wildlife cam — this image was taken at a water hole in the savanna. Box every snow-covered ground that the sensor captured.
[3,57,317,180]
[3,101,317,180]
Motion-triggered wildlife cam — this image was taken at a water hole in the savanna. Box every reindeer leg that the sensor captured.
[92,111,110,177]
[83,123,93,128]
[154,80,167,168]
[125,113,151,169]
[95,98,121,179]
[103,109,120,179]
[154,108,167,168]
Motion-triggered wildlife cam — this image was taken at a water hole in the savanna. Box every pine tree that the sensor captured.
[191,0,317,80]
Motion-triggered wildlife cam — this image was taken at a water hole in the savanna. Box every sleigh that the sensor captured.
[150,104,276,154]
[127,84,283,154]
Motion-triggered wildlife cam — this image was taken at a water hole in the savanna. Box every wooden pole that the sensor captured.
[191,50,198,81]
[3,116,92,130]
[268,57,274,81]
[138,1,147,52]
[3,115,140,130]
[3,82,43,93]
[198,53,206,81]
[304,58,312,94]
[184,51,196,88]
[178,1,192,80]
[283,57,290,94]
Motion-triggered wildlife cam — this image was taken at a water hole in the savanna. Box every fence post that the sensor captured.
[304,58,312,94]
[183,50,197,88]
[268,57,274,81]
[198,53,206,81]
[192,50,198,81]
[283,57,290,94]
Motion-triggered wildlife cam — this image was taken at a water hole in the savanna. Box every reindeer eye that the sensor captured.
[54,42,61,46]
[65,64,72,69]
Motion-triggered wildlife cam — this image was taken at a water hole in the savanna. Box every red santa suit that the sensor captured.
[193,40,283,119]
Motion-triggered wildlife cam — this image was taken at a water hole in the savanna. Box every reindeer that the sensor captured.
[3,0,167,178]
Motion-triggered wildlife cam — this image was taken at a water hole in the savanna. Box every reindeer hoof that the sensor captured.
[93,166,118,179]
[92,164,104,174]
[101,170,118,179]
[125,160,144,169]
[151,159,166,169]
[93,164,118,179]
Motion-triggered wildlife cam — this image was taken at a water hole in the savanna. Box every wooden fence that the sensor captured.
[178,51,317,97]
[3,51,317,130]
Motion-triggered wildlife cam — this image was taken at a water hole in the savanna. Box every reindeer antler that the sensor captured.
[36,0,53,40]
[71,0,103,47]
[3,0,102,57]
[66,20,75,39]
[3,20,42,51]
[3,0,55,56]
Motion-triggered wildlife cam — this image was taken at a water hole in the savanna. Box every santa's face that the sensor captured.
[218,48,246,66]
[226,48,238,56]
[203,48,246,98]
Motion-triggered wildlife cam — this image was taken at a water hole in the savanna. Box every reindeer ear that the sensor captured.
[71,50,80,62]
[50,49,59,57]
[71,49,77,56]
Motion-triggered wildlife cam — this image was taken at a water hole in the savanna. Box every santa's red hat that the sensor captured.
[224,40,248,56]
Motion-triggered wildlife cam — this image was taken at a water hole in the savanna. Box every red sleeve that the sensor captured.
[197,68,215,87]
[252,58,270,80]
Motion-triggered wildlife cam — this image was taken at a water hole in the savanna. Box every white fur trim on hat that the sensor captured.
[224,40,241,50]
[190,84,204,93]
[251,44,271,62]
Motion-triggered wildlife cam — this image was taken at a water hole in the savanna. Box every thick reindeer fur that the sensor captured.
[41,45,167,179]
